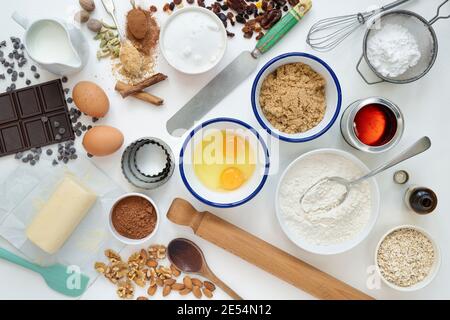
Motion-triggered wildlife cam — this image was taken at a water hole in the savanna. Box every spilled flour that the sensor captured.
[278,153,372,246]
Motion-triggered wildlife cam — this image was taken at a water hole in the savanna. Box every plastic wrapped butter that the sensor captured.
[26,175,97,254]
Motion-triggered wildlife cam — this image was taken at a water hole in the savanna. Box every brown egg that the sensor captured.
[82,126,124,156]
[73,81,109,118]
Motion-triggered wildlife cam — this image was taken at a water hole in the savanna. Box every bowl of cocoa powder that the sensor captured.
[109,193,159,244]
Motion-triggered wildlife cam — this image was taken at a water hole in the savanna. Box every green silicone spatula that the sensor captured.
[0,247,90,297]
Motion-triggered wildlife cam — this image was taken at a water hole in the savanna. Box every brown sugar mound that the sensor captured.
[259,63,327,134]
[112,196,157,240]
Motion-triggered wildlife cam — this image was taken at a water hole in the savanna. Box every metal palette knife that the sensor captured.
[166,0,313,137]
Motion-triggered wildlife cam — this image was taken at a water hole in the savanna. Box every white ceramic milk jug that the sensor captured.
[12,12,89,76]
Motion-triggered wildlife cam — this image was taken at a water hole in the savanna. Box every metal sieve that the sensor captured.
[357,0,450,85]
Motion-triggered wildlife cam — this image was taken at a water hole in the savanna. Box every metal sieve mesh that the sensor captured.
[363,11,438,84]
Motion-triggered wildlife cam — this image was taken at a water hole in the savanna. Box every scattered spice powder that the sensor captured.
[112,196,157,239]
[114,7,160,84]
[377,228,435,288]
[259,62,326,134]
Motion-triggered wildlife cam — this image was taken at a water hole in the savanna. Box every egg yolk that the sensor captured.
[220,167,245,191]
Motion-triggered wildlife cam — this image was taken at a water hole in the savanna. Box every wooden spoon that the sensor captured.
[167,198,374,300]
[167,238,242,300]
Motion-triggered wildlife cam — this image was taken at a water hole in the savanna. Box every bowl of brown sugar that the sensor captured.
[109,193,159,245]
[251,52,342,143]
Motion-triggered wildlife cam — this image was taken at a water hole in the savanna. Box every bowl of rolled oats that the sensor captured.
[375,225,441,292]
[251,52,342,143]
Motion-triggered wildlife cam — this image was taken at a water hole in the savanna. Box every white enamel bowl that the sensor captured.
[179,118,270,208]
[252,52,342,143]
[275,149,380,255]
[375,225,441,292]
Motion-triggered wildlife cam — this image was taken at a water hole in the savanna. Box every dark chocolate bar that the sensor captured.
[0,79,74,157]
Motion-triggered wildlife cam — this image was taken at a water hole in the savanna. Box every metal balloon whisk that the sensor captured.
[306,0,411,52]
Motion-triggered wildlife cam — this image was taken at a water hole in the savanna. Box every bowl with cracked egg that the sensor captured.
[251,52,342,143]
[179,118,270,208]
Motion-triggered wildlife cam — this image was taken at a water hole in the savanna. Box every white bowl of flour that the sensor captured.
[276,149,380,255]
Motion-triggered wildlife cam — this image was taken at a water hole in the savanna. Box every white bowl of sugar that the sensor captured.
[160,7,227,74]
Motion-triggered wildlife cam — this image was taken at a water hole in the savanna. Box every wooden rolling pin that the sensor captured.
[167,198,374,300]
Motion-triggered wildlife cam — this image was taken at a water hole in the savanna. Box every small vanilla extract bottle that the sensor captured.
[405,186,438,215]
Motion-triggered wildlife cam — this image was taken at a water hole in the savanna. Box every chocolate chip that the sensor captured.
[26,79,31,85]
[53,121,60,128]
[169,2,175,10]
[55,134,62,140]
[67,97,73,103]
[30,160,36,166]
[10,84,16,90]
[87,153,93,158]
[64,88,70,94]
[15,152,23,159]
[58,127,66,134]
[31,65,37,72]
[52,160,58,166]
[19,71,24,78]
[46,149,53,156]
[61,76,68,83]
[7,68,12,74]
[34,73,40,79]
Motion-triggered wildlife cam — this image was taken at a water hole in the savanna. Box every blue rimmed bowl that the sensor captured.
[251,52,342,143]
[179,118,270,208]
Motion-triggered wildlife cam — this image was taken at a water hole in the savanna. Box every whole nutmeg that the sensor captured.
[87,18,103,33]
[75,10,90,23]
[80,0,96,12]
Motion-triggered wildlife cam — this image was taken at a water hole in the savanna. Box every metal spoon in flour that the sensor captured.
[300,137,432,212]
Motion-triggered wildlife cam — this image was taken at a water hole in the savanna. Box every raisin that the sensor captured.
[260,9,281,29]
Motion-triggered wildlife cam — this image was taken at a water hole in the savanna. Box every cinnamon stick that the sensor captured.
[118,73,167,98]
[115,81,164,106]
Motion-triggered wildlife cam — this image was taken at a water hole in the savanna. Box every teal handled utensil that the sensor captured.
[0,247,89,297]
[166,0,312,137]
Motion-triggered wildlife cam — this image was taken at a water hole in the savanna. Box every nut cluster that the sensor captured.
[95,245,216,300]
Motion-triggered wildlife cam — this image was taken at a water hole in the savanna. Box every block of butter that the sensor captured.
[26,175,97,254]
